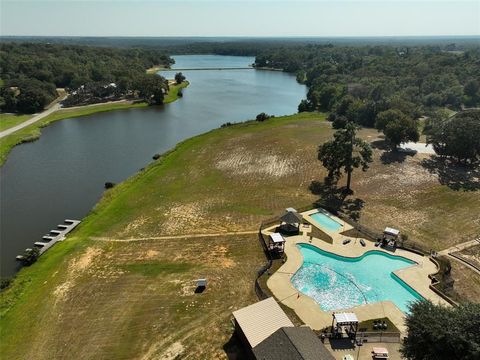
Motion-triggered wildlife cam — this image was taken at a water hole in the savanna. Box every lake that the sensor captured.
[0,55,306,276]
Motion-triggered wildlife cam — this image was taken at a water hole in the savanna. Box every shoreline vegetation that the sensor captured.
[0,81,189,165]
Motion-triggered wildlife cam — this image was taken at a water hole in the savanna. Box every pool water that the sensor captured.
[310,211,343,232]
[291,244,424,313]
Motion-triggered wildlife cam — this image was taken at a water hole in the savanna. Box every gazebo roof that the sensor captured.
[384,227,400,236]
[333,312,358,324]
[270,233,285,243]
[280,210,303,225]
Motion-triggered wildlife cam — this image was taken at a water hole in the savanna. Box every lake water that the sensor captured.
[0,55,306,276]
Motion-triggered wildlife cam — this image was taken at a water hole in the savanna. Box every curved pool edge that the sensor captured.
[266,234,450,335]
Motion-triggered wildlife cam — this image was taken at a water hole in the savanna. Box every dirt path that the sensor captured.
[91,230,258,242]
[447,253,480,276]
[438,238,480,256]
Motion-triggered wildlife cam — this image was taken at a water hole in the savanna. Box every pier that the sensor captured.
[16,219,81,261]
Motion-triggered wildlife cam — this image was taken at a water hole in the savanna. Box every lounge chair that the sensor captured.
[343,239,351,245]
[360,239,366,247]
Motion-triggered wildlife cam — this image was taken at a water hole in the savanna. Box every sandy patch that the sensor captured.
[357,155,437,191]
[400,142,435,154]
[159,342,184,360]
[216,147,296,178]
[53,247,103,304]
[162,202,209,234]
[121,216,150,236]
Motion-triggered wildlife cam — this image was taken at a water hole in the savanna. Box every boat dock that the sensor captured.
[16,219,81,261]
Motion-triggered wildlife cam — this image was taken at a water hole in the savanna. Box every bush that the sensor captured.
[256,112,273,122]
[21,247,40,266]
[0,278,12,290]
[104,182,115,189]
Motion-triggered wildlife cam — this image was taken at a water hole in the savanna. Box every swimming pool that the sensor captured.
[309,211,343,232]
[291,244,424,313]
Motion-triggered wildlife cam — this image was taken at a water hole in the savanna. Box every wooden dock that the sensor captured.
[16,219,81,261]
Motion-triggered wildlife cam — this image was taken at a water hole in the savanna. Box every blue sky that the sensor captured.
[1,1,479,37]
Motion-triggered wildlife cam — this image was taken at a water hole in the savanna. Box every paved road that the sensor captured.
[0,101,62,139]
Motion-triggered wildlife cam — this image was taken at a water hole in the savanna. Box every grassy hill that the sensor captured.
[1,112,479,359]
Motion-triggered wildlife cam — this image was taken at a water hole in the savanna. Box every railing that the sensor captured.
[321,331,401,344]
[357,331,401,343]
[449,251,480,273]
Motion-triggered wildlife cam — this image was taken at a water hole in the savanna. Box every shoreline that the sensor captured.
[0,81,189,166]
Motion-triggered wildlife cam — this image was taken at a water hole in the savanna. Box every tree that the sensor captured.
[174,72,186,84]
[426,110,480,163]
[375,109,419,150]
[21,247,40,266]
[255,112,272,122]
[135,74,168,105]
[318,122,373,192]
[402,301,480,360]
[298,99,312,113]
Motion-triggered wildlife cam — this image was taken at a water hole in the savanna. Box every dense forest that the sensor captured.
[254,45,480,123]
[0,43,173,113]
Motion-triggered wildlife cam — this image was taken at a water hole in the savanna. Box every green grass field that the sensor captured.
[1,111,478,359]
[0,113,32,131]
[0,81,189,165]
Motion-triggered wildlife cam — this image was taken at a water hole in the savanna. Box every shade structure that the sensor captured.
[280,209,303,225]
[270,233,285,243]
[333,312,359,325]
[232,297,294,348]
[384,227,400,237]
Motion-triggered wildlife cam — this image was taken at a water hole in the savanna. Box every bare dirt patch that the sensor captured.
[158,341,185,360]
[53,247,104,303]
[216,147,297,178]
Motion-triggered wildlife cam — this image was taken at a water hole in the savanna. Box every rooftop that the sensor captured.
[253,326,335,360]
[232,297,293,348]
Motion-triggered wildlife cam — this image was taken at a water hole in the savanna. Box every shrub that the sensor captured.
[104,182,115,189]
[256,112,273,122]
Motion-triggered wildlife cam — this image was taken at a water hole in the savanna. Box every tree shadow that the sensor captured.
[329,338,356,350]
[223,332,249,360]
[370,139,390,151]
[380,150,412,165]
[309,180,365,221]
[421,156,480,191]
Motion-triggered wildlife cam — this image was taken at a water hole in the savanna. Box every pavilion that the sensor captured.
[278,207,303,235]
[331,312,359,340]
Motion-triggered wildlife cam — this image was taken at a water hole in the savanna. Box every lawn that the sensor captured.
[1,111,479,358]
[0,113,32,131]
[0,81,189,165]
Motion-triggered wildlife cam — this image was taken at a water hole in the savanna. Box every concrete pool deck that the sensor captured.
[265,210,449,335]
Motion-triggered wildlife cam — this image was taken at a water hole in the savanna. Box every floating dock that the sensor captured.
[16,219,81,261]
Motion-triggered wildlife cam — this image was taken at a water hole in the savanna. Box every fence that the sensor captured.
[357,332,401,343]
[254,224,274,300]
